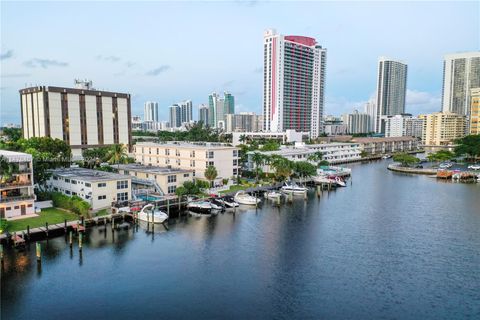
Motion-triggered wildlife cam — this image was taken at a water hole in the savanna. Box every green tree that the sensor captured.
[16,137,71,187]
[270,155,294,181]
[105,144,128,169]
[1,127,22,142]
[251,152,265,182]
[307,151,324,167]
[293,161,317,181]
[455,135,480,160]
[427,150,455,164]
[204,165,218,187]
[393,153,420,167]
[260,140,280,151]
[0,155,19,183]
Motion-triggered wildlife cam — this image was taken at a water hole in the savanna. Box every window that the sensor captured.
[233,159,238,166]
[6,207,11,211]
[233,150,238,157]
[123,170,129,175]
[71,180,77,185]
[167,185,176,194]
[190,150,195,157]
[72,192,77,196]
[168,175,177,183]
[53,187,58,191]
[206,151,214,158]
[53,176,58,180]
[98,195,106,200]
[190,160,195,167]
[184,173,189,177]
[207,161,214,167]
[27,204,33,208]
[85,183,91,187]
[176,149,180,156]
[98,183,106,187]
[193,170,195,177]
[65,190,71,195]
[165,149,170,156]
[65,179,70,183]
[117,192,128,201]
[233,169,238,175]
[117,180,128,189]
[14,206,19,209]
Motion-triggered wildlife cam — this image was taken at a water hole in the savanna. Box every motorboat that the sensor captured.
[313,175,332,184]
[234,191,261,205]
[468,164,480,170]
[332,176,346,187]
[208,198,225,211]
[219,196,239,208]
[382,154,392,159]
[265,191,282,199]
[137,204,168,224]
[281,181,308,194]
[439,162,453,169]
[187,200,213,214]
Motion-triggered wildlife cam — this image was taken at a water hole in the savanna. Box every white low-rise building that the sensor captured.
[246,142,361,172]
[231,130,309,146]
[0,150,36,219]
[46,168,132,211]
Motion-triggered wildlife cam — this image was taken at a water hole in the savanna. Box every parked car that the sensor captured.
[468,164,480,170]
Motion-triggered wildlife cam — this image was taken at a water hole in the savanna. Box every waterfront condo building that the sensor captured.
[0,150,35,219]
[179,100,193,124]
[46,168,132,210]
[19,80,132,157]
[350,137,420,154]
[169,104,181,128]
[198,104,209,126]
[144,101,159,122]
[262,29,327,138]
[116,164,194,195]
[375,57,408,133]
[470,88,480,135]
[133,142,240,180]
[441,52,480,120]
[420,112,466,146]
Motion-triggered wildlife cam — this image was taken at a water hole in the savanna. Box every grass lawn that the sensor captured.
[219,184,249,194]
[4,207,79,233]
[93,209,109,217]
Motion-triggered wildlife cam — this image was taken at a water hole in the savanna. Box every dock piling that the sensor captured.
[0,244,3,262]
[69,231,73,247]
[36,242,41,262]
[64,219,67,231]
[79,232,83,251]
[45,222,49,237]
[27,225,30,240]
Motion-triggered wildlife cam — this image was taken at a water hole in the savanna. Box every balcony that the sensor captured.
[0,194,35,203]
[0,180,33,189]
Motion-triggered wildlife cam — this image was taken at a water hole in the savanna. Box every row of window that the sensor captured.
[52,176,91,187]
[117,180,128,189]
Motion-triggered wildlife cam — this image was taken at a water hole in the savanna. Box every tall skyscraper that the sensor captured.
[375,57,407,133]
[169,104,181,128]
[262,29,327,138]
[343,110,370,134]
[208,92,235,128]
[179,100,193,124]
[441,52,480,119]
[364,100,376,132]
[198,104,209,126]
[20,80,132,156]
[144,101,159,122]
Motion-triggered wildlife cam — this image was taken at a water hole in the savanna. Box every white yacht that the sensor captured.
[281,182,308,194]
[468,164,480,170]
[234,191,261,205]
[187,201,213,214]
[219,196,239,208]
[137,204,168,224]
[266,191,282,199]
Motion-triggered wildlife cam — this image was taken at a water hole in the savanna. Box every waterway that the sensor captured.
[1,160,479,319]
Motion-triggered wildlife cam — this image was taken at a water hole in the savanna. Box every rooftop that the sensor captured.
[116,163,193,174]
[351,137,417,143]
[0,150,32,162]
[135,141,238,150]
[50,167,131,182]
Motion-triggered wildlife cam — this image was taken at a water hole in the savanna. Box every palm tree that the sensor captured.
[204,165,218,188]
[106,144,127,170]
[251,152,265,182]
[239,134,247,144]
[270,155,293,182]
[307,151,324,167]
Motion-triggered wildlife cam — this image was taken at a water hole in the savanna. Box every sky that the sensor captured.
[1,1,479,125]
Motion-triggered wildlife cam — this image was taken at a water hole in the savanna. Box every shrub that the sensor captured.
[51,192,91,218]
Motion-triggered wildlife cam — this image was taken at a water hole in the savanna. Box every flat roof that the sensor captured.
[0,150,32,162]
[116,163,193,174]
[135,141,238,150]
[50,167,131,182]
[351,137,417,143]
[19,86,130,99]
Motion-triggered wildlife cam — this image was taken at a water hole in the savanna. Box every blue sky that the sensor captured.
[1,1,479,125]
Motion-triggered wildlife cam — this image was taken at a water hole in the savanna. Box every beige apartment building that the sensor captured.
[133,142,240,180]
[470,88,480,135]
[420,112,466,146]
[116,164,194,195]
[46,168,132,210]
[19,80,132,157]
[0,150,36,219]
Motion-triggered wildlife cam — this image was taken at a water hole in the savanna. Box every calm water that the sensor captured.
[2,161,480,319]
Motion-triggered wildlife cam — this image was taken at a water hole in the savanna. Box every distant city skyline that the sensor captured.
[1,1,478,125]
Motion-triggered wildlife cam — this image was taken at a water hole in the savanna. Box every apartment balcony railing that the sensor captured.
[0,181,33,189]
[0,194,36,203]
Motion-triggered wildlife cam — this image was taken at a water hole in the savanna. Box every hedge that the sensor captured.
[51,192,91,217]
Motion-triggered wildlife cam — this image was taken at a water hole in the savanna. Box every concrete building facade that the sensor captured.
[0,150,35,219]
[225,113,263,133]
[470,88,480,135]
[20,81,132,157]
[133,142,240,180]
[262,29,327,138]
[144,101,159,122]
[420,112,466,146]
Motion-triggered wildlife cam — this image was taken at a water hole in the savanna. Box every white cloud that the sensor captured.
[406,89,441,115]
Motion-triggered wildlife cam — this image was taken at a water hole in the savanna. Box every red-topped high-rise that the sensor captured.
[262,29,327,138]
